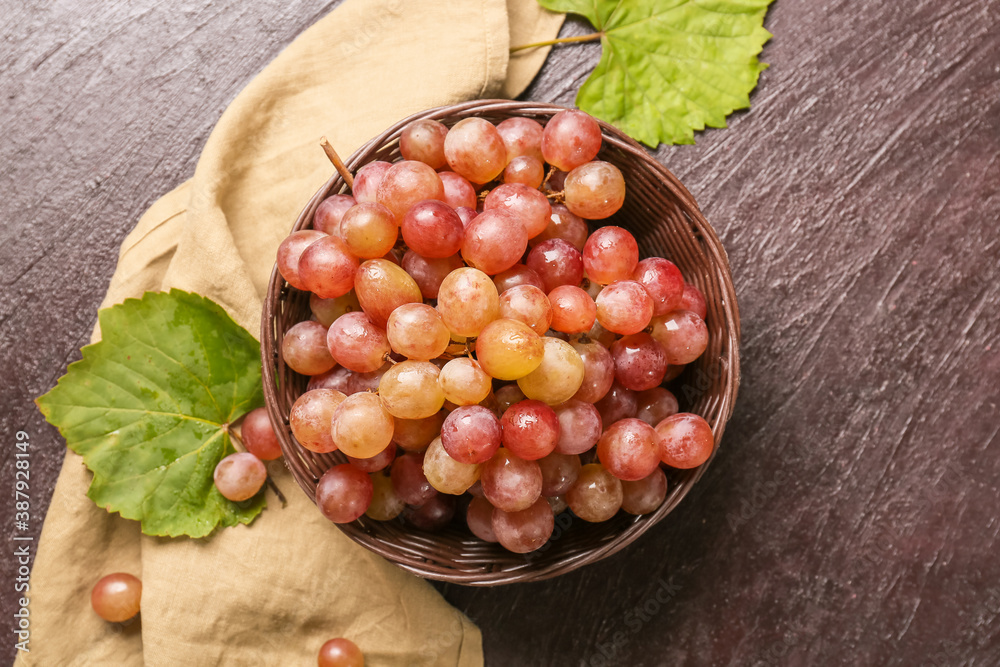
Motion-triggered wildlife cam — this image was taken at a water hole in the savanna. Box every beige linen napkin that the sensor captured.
[18,1,562,665]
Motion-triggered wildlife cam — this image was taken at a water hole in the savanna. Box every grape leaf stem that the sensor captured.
[509,32,604,53]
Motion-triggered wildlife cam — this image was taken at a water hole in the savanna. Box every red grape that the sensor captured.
[595,280,654,335]
[401,251,464,299]
[401,200,465,258]
[313,194,356,237]
[352,161,392,203]
[597,418,661,481]
[399,118,449,169]
[240,407,283,461]
[681,283,708,319]
[496,116,544,162]
[393,412,446,453]
[594,380,637,427]
[466,495,498,542]
[316,463,372,524]
[553,399,603,455]
[632,257,684,315]
[391,452,436,505]
[290,388,346,453]
[441,405,502,464]
[583,226,639,285]
[526,238,584,292]
[386,302,450,361]
[461,209,528,275]
[537,451,582,497]
[326,311,390,373]
[564,161,625,219]
[483,183,552,239]
[214,452,267,501]
[499,284,552,336]
[376,160,445,222]
[480,447,543,512]
[503,155,545,188]
[403,492,456,531]
[656,413,715,469]
[354,258,423,328]
[634,387,679,426]
[492,497,554,553]
[650,309,709,365]
[570,340,615,403]
[318,637,365,667]
[436,267,501,337]
[345,442,397,473]
[610,332,669,391]
[444,118,507,184]
[621,468,668,515]
[439,171,478,210]
[298,235,359,299]
[282,320,336,376]
[91,573,141,623]
[277,230,326,291]
[530,204,588,251]
[566,463,623,522]
[540,109,602,171]
[501,399,560,461]
[548,285,596,334]
[494,264,545,294]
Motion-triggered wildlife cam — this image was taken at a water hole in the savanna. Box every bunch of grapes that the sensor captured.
[273,109,714,554]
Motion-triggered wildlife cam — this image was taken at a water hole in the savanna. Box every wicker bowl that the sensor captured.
[262,100,740,585]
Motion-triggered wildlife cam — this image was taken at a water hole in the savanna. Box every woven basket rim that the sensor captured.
[261,99,741,585]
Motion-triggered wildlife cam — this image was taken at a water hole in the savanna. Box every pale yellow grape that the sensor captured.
[517,337,585,405]
[475,319,544,381]
[366,471,406,521]
[436,267,500,337]
[423,436,482,495]
[378,360,445,419]
[438,357,492,405]
[331,392,394,458]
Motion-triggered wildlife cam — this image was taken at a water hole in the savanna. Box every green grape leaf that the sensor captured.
[36,289,266,538]
[537,0,775,146]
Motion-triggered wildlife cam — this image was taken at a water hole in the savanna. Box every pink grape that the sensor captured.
[480,448,543,512]
[564,161,625,220]
[340,202,398,259]
[537,451,582,497]
[461,209,528,275]
[438,357,492,406]
[492,497,554,554]
[214,452,267,502]
[585,318,617,347]
[386,302,450,361]
[610,332,669,391]
[298,235,359,299]
[499,284,552,336]
[652,310,708,365]
[401,200,465,258]
[475,318,544,381]
[307,366,352,393]
[352,161,392,203]
[496,116,545,162]
[595,280,654,335]
[494,384,527,415]
[517,337,585,405]
[503,155,545,188]
[634,387,679,426]
[354,258,423,328]
[681,283,708,319]
[548,495,568,514]
[444,117,507,184]
[399,118,449,169]
[277,230,326,291]
[566,463,623,522]
[494,264,545,295]
[540,109,602,171]
[657,413,715,469]
[391,452,436,505]
[393,412,446,452]
[545,168,568,192]
[501,400,560,461]
[436,267,501,337]
[331,391,394,459]
[401,251,464,299]
[570,340,615,403]
[621,468,668,515]
[583,226,639,285]
[378,360,445,420]
[455,206,478,227]
[553,399,603,455]
[530,204,588,251]
[240,407,282,461]
[439,171,478,210]
[526,238,584,292]
[345,442,397,473]
[289,388,346,453]
[483,183,552,239]
[315,463,372,524]
[313,194,356,237]
[91,573,141,623]
[594,381,637,427]
[466,496,498,542]
[597,418,661,481]
[310,291,361,327]
[548,285,596,334]
[403,492,456,531]
[318,638,365,667]
[376,160,445,222]
[366,470,406,521]
[346,362,391,394]
[441,405,502,464]
[281,320,336,376]
[326,311,390,373]
[650,309,709,365]
[632,257,684,315]
[423,436,482,495]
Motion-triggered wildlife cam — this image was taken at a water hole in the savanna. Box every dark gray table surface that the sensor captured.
[2,1,998,665]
